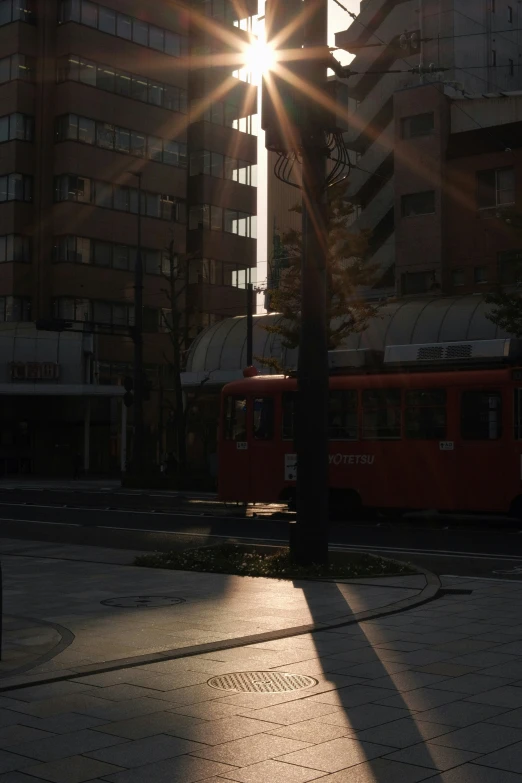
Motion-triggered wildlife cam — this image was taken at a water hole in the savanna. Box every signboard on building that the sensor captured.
[9,362,60,381]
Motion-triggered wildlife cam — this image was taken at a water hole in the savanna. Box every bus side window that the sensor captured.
[282,392,296,440]
[405,389,446,439]
[362,388,401,440]
[461,390,502,440]
[329,390,358,440]
[253,397,274,440]
[224,396,247,441]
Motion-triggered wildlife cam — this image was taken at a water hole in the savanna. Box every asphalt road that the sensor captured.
[1,487,522,581]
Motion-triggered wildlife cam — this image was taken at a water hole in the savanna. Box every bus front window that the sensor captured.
[253,397,274,440]
[225,396,247,441]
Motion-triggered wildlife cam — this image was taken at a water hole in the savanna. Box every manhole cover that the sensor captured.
[101,596,186,609]
[207,671,318,693]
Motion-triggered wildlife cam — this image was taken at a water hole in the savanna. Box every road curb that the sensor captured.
[0,565,441,694]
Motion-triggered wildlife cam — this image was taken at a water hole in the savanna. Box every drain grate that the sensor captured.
[101,596,186,609]
[207,671,318,693]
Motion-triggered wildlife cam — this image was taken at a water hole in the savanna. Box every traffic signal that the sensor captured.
[123,376,134,408]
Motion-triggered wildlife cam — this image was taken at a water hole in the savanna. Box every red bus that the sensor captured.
[218,340,522,519]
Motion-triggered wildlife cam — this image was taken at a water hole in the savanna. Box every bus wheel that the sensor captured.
[509,496,522,520]
[329,490,362,522]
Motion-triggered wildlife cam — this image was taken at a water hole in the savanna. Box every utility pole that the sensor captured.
[130,171,144,478]
[295,0,329,566]
[246,281,254,366]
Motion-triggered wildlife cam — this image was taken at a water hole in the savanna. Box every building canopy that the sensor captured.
[183,296,510,387]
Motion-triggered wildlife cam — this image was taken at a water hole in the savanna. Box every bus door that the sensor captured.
[249,396,276,502]
[456,388,504,512]
[221,395,250,502]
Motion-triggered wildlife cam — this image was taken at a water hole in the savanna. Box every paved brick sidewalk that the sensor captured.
[2,541,522,780]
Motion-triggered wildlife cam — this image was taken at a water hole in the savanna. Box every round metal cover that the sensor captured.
[207,671,318,693]
[101,596,186,609]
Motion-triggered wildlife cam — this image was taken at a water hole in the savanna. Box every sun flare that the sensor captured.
[243,38,276,79]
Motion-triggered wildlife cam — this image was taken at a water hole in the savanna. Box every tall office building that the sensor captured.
[0,0,258,475]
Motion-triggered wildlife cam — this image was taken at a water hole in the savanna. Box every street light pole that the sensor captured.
[130,171,144,477]
[294,0,329,566]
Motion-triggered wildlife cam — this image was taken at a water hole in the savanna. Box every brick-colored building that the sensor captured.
[394,83,522,298]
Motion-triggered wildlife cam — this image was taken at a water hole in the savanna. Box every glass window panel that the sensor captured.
[98,5,115,34]
[115,71,131,96]
[146,192,161,218]
[74,298,91,321]
[165,31,180,56]
[113,245,129,269]
[225,396,247,441]
[461,391,502,440]
[179,143,187,168]
[253,398,274,440]
[94,180,112,207]
[282,393,297,445]
[8,173,23,200]
[114,186,130,212]
[129,188,138,214]
[97,65,115,91]
[0,56,10,83]
[81,0,97,27]
[211,152,223,178]
[224,208,236,233]
[16,53,33,80]
[12,113,25,140]
[132,76,148,102]
[161,195,174,221]
[211,102,224,125]
[0,0,11,25]
[78,116,94,143]
[164,140,179,166]
[116,12,131,38]
[96,122,115,149]
[132,18,148,45]
[77,236,90,263]
[112,303,127,325]
[93,300,111,323]
[149,25,164,50]
[130,131,146,157]
[224,102,236,127]
[0,235,5,262]
[145,250,160,274]
[147,135,163,162]
[250,215,257,239]
[237,213,247,236]
[164,85,180,112]
[211,205,223,231]
[115,127,130,153]
[0,116,8,142]
[79,57,96,85]
[0,175,8,201]
[148,81,164,106]
[93,241,112,267]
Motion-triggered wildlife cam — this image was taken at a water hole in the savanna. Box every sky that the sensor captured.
[256,0,359,305]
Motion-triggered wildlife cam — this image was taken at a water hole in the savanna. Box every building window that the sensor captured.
[401,112,435,139]
[0,296,31,322]
[54,175,186,222]
[0,173,32,202]
[0,234,31,262]
[196,0,255,29]
[478,167,515,208]
[189,258,256,288]
[224,397,247,441]
[57,55,188,114]
[401,270,437,296]
[452,268,465,287]
[461,390,502,440]
[362,388,401,440]
[58,0,187,58]
[0,53,34,84]
[53,297,135,326]
[0,113,34,142]
[0,0,35,25]
[401,190,435,217]
[195,98,258,136]
[499,250,522,284]
[474,266,488,284]
[55,114,187,168]
[189,150,257,186]
[405,389,446,439]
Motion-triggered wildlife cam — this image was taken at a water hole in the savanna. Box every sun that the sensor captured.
[243,38,276,80]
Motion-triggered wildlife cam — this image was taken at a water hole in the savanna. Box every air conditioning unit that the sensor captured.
[328,349,384,371]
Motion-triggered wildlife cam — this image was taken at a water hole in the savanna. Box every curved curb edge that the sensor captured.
[0,564,441,694]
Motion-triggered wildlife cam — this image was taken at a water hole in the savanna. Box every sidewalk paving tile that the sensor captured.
[21,756,123,782]
[218,758,328,782]
[319,704,409,731]
[167,701,252,720]
[85,733,204,767]
[102,755,240,783]
[0,727,55,748]
[384,742,481,770]
[146,715,281,745]
[8,728,127,762]
[466,686,522,708]
[488,706,522,728]
[429,722,522,753]
[275,737,395,773]
[191,734,312,766]
[313,758,439,782]
[471,739,522,774]
[0,751,34,774]
[355,717,453,748]
[376,688,469,712]
[0,716,25,732]
[427,673,510,694]
[423,763,522,782]
[412,701,507,727]
[11,713,107,735]
[93,711,203,740]
[237,701,340,726]
[266,718,351,743]
[368,672,450,692]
